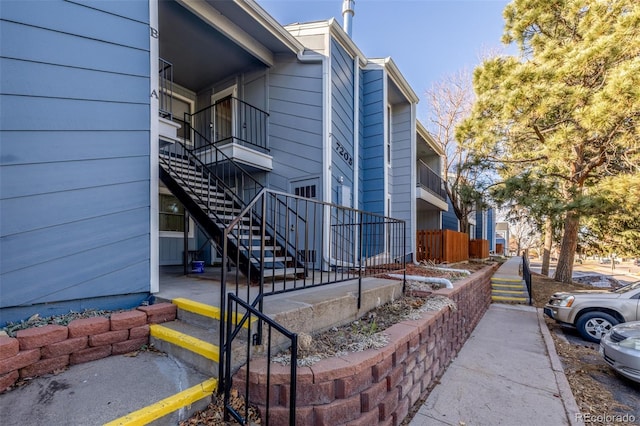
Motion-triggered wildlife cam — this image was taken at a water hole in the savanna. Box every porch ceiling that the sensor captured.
[159,1,296,92]
[417,138,438,160]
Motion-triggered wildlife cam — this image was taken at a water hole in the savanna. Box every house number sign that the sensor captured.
[335,141,353,166]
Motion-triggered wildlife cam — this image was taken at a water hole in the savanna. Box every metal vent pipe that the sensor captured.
[342,0,355,37]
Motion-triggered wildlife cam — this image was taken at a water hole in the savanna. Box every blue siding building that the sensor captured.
[1,0,443,325]
[1,0,152,324]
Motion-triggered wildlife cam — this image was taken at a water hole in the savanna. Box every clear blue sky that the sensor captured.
[260,0,513,117]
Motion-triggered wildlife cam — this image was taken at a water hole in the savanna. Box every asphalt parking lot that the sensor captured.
[550,323,640,423]
[534,259,640,424]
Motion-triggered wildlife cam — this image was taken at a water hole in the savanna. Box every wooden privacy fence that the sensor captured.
[416,229,469,263]
[469,239,490,259]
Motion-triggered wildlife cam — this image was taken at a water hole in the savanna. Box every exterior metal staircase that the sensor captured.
[159,139,304,281]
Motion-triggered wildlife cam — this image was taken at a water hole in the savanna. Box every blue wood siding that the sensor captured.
[442,197,459,231]
[361,69,384,216]
[358,68,364,210]
[330,39,355,206]
[389,104,413,246]
[476,210,484,239]
[268,57,323,192]
[487,208,495,251]
[0,0,151,313]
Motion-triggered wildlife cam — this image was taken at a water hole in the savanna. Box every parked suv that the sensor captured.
[544,281,640,343]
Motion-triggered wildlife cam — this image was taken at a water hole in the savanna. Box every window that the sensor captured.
[387,105,392,166]
[159,194,185,232]
[294,184,317,199]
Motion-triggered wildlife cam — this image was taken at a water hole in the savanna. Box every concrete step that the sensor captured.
[104,378,216,426]
[150,322,219,376]
[115,298,256,424]
[492,294,529,303]
[491,276,523,284]
[172,297,257,333]
[491,283,525,290]
[491,289,529,296]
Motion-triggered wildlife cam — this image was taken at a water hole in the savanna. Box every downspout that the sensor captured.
[323,30,332,270]
[409,102,417,263]
[295,44,332,270]
[388,274,454,289]
[353,57,360,212]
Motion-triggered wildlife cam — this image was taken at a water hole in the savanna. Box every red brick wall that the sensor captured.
[236,263,498,426]
[0,303,176,393]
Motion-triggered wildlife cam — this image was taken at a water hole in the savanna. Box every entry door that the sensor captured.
[211,88,236,144]
[290,177,322,270]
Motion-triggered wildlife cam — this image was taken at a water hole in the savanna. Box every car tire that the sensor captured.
[576,312,618,343]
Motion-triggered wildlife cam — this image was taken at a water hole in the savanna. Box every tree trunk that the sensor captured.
[459,215,469,236]
[554,212,580,283]
[541,217,552,276]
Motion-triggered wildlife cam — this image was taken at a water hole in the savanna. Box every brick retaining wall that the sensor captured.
[0,303,177,392]
[235,263,499,426]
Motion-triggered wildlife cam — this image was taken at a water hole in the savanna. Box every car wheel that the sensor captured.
[576,312,618,343]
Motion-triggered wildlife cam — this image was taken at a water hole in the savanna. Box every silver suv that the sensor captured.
[544,281,640,343]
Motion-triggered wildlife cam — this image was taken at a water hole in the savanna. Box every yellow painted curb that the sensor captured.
[173,298,219,318]
[491,277,522,283]
[492,290,528,295]
[103,378,216,426]
[492,295,528,302]
[150,324,219,363]
[172,297,257,329]
[491,283,525,289]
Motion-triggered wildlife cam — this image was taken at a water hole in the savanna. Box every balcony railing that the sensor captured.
[417,161,446,200]
[189,96,269,153]
[158,58,173,120]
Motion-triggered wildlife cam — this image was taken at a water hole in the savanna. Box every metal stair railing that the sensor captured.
[218,188,407,394]
[159,139,266,280]
[189,96,269,153]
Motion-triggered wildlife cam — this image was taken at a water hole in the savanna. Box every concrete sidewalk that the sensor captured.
[409,303,582,426]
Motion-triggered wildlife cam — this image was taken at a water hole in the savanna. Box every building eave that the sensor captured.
[417,120,445,156]
[285,19,367,66]
[368,57,420,104]
[238,0,305,54]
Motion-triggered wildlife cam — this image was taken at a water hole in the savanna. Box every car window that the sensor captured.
[613,281,640,294]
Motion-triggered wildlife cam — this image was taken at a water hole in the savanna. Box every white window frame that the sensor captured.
[159,187,194,238]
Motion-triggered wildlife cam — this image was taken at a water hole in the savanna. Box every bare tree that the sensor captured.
[425,71,485,233]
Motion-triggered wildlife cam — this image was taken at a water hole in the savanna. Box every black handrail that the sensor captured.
[189,96,269,153]
[522,255,533,305]
[417,160,446,200]
[158,58,173,119]
[218,188,407,389]
[224,293,297,425]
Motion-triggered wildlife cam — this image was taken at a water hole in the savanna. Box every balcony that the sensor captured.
[158,58,181,145]
[416,160,448,210]
[188,97,272,172]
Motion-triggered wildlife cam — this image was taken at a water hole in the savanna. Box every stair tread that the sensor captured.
[103,378,216,426]
[173,298,257,329]
[492,295,528,302]
[150,322,219,362]
[492,289,529,295]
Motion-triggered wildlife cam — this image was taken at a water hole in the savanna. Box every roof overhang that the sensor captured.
[367,57,419,104]
[176,0,303,67]
[417,120,445,156]
[284,19,368,66]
